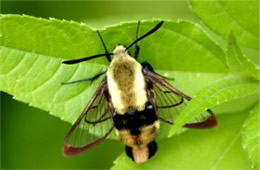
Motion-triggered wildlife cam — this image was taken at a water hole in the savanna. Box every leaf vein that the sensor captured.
[159,25,224,64]
[211,130,241,169]
[2,49,25,75]
[31,62,61,94]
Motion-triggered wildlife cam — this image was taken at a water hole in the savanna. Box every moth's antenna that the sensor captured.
[62,53,114,64]
[125,21,164,51]
[97,31,111,62]
[134,20,140,58]
[63,31,113,64]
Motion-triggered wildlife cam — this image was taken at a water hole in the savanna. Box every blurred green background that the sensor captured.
[1,1,201,169]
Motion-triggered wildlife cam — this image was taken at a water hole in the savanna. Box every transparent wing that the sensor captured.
[63,79,115,156]
[144,69,217,128]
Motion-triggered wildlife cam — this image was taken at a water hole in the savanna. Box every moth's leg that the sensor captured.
[141,62,175,80]
[134,21,141,59]
[141,61,155,72]
[61,70,107,85]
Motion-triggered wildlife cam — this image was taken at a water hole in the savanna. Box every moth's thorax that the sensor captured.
[107,45,147,114]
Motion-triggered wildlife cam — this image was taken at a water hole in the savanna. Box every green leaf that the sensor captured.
[0,14,228,139]
[189,0,259,49]
[109,21,228,72]
[112,111,251,169]
[226,33,260,80]
[0,45,107,121]
[1,14,227,72]
[242,103,260,169]
[169,76,259,137]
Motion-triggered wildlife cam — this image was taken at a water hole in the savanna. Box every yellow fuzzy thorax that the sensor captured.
[107,45,148,114]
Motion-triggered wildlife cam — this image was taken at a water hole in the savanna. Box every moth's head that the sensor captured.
[113,44,129,58]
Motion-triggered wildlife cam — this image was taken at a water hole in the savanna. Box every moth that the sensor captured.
[62,21,217,163]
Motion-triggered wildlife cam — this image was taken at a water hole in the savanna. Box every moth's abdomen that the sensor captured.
[113,103,157,130]
[126,141,158,164]
[113,103,160,163]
